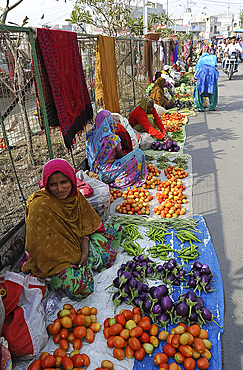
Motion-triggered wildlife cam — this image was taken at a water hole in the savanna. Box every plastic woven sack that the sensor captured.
[76,170,110,223]
[1,272,48,359]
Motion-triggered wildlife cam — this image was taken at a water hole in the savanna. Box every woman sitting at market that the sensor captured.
[149,77,174,110]
[194,52,219,112]
[86,110,147,188]
[128,97,172,142]
[22,158,121,300]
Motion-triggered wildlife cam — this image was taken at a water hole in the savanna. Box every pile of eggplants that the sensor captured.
[186,261,214,296]
[108,254,174,328]
[175,290,221,328]
[156,258,187,286]
[150,140,180,152]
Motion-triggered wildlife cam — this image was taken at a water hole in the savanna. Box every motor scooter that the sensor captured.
[224,51,239,80]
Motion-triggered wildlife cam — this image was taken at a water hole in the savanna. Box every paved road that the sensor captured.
[185,62,243,369]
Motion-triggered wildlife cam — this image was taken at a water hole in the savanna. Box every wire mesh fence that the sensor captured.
[0,25,178,239]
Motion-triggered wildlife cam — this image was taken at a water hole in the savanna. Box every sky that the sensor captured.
[2,0,243,27]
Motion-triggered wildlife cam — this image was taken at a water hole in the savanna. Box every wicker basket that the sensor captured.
[145,32,161,41]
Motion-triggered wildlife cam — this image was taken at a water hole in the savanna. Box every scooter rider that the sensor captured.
[223,36,243,72]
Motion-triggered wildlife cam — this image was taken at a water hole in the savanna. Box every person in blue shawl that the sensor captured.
[85,110,147,189]
[194,53,219,112]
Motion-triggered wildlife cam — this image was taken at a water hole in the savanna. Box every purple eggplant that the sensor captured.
[118,271,132,286]
[142,299,152,313]
[193,261,202,271]
[187,277,197,289]
[140,292,147,301]
[175,301,189,317]
[151,285,168,300]
[152,303,162,316]
[160,296,173,313]
[200,307,222,327]
[157,312,170,329]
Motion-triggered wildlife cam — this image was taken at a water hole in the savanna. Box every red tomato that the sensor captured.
[139,332,150,343]
[121,310,133,321]
[40,354,56,368]
[85,328,95,343]
[55,356,63,368]
[125,345,135,359]
[103,327,111,339]
[67,332,75,343]
[72,354,84,367]
[107,335,115,348]
[128,337,141,351]
[130,326,143,338]
[50,321,61,335]
[179,345,193,358]
[59,338,69,351]
[60,328,69,339]
[73,314,85,326]
[73,325,86,339]
[194,337,205,354]
[150,324,159,336]
[159,363,169,370]
[184,357,196,370]
[138,318,151,331]
[72,338,82,350]
[53,333,61,344]
[154,353,168,365]
[89,322,101,333]
[53,348,67,358]
[27,359,41,370]
[197,358,209,369]
[104,317,111,327]
[132,307,141,315]
[80,354,90,366]
[113,348,125,360]
[115,314,126,327]
[135,347,145,361]
[113,336,125,348]
[109,323,123,336]
[163,344,176,357]
[119,328,130,340]
[133,313,142,324]
[62,356,74,370]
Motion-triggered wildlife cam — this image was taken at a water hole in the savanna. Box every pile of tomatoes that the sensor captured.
[147,163,161,177]
[164,166,188,180]
[143,164,162,189]
[155,323,212,370]
[161,113,186,133]
[103,307,160,362]
[153,166,188,218]
[115,187,153,215]
[109,188,123,203]
[28,304,100,369]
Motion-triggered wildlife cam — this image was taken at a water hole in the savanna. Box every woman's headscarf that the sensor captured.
[152,70,161,83]
[23,159,101,278]
[42,158,78,197]
[86,110,121,173]
[195,52,217,74]
[139,97,153,113]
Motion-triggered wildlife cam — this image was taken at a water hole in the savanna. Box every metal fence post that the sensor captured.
[0,112,26,204]
[28,29,54,159]
[129,38,136,107]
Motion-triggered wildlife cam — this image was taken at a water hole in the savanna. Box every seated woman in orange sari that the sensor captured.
[22,158,121,300]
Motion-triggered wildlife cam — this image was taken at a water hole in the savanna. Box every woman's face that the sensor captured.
[147,101,154,114]
[48,172,73,199]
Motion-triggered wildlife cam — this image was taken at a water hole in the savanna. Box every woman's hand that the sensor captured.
[163,133,173,142]
[79,237,89,267]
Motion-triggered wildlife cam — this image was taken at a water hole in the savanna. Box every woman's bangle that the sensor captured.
[83,236,90,241]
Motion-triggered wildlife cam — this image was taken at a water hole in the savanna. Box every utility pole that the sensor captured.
[143,0,148,34]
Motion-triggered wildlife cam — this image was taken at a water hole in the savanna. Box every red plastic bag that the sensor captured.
[1,272,48,358]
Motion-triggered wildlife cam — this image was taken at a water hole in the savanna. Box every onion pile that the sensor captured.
[151,140,180,152]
